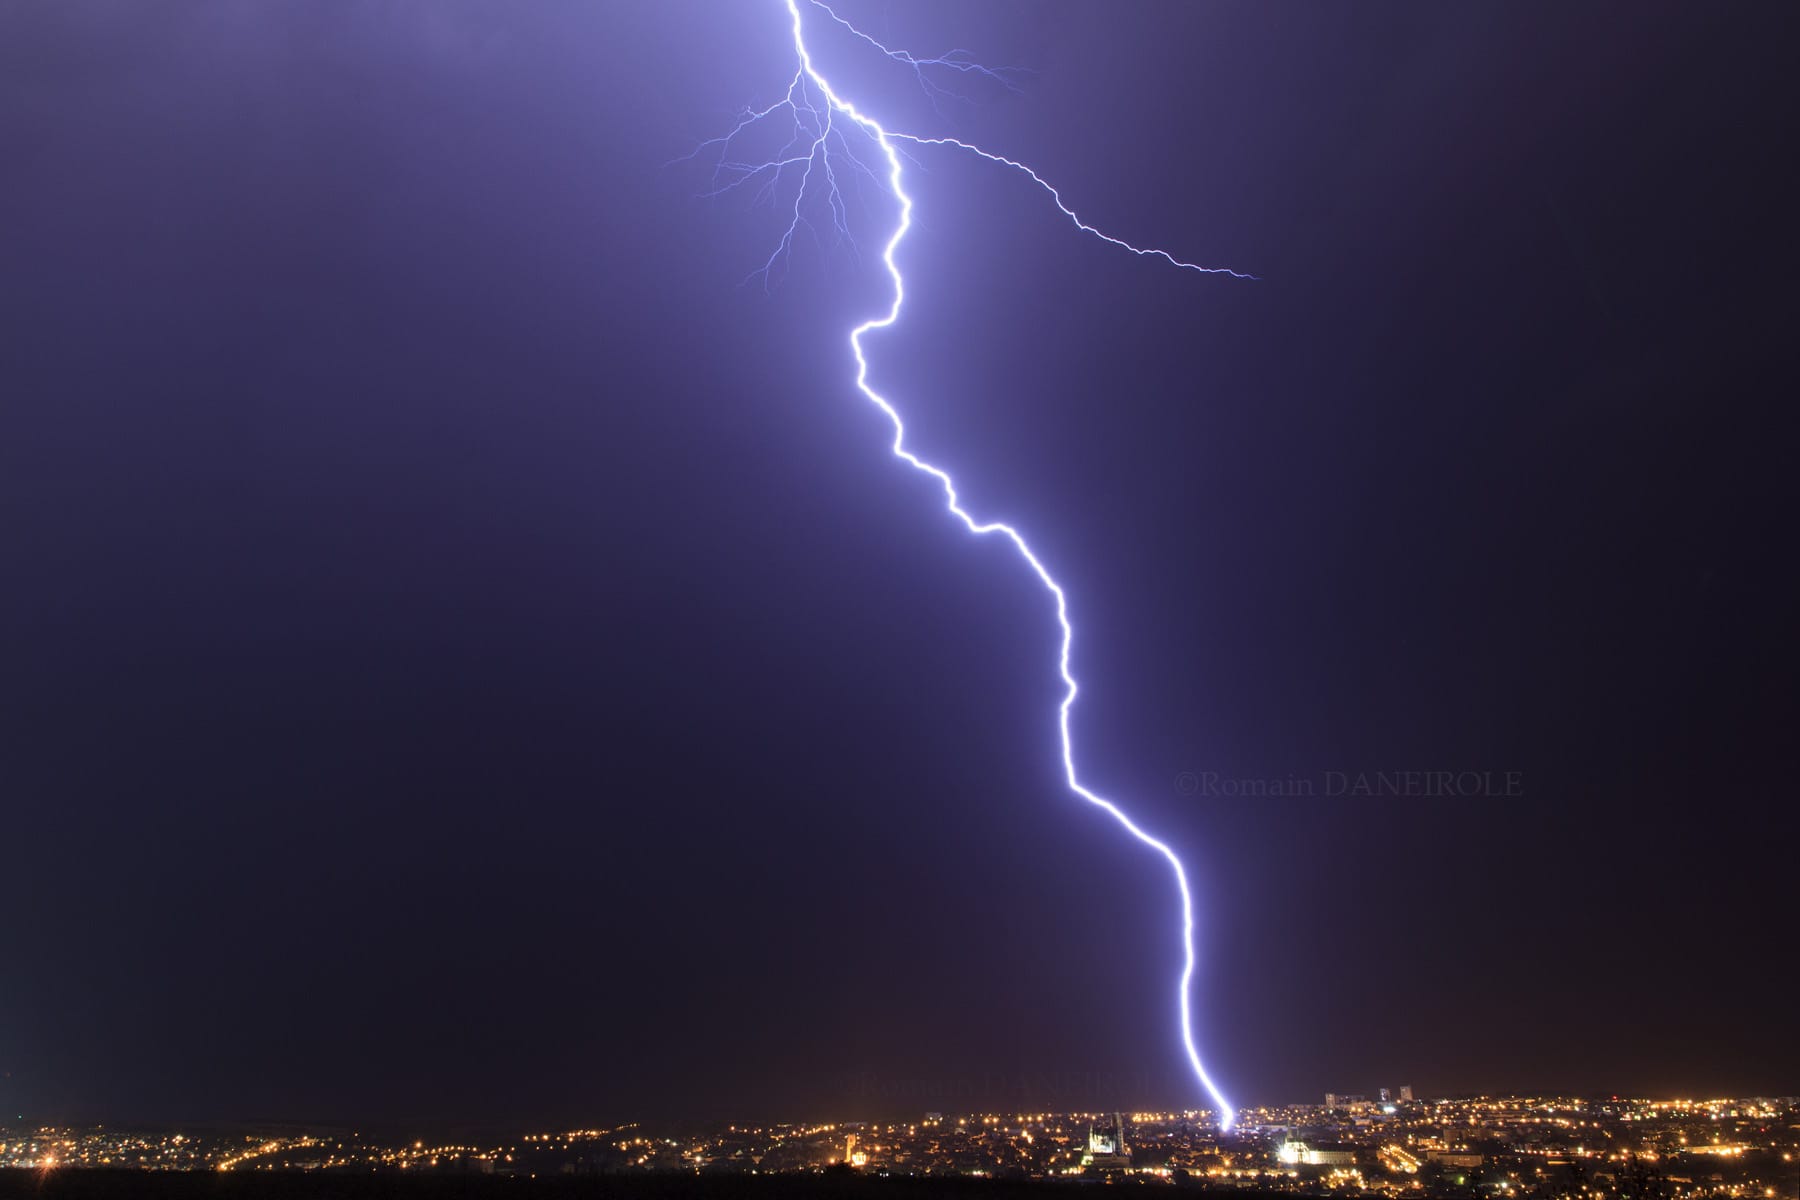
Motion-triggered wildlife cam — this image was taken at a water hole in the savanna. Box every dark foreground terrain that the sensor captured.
[0,1174,1266,1200]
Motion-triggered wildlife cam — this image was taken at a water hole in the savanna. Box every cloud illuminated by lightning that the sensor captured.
[693,0,1249,1129]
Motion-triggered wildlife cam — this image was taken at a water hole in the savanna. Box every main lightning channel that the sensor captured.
[774,0,1239,1129]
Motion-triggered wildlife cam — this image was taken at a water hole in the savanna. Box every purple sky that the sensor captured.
[1,1,1793,1128]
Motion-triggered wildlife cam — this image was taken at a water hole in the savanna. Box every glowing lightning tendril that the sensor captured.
[697,0,1249,1129]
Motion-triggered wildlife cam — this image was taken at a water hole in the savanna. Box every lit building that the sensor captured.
[1280,1140,1358,1167]
[1080,1114,1132,1173]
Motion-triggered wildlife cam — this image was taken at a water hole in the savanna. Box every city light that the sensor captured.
[4,1094,1795,1192]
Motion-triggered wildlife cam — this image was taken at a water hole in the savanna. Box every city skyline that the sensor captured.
[6,1092,1798,1198]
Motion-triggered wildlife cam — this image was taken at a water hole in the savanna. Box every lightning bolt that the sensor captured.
[695,1,1249,1130]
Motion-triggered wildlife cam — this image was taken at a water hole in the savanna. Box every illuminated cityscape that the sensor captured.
[5,1095,1797,1197]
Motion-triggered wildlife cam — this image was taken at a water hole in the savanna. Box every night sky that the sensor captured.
[2,1,1794,1130]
